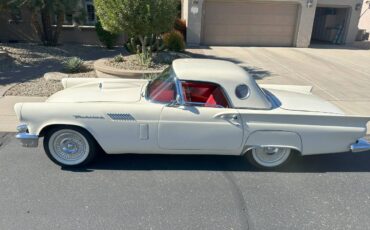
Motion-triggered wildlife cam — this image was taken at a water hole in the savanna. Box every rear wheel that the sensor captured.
[43,127,98,167]
[245,147,293,170]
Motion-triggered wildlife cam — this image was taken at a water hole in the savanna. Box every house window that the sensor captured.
[8,8,22,24]
[85,0,96,25]
[64,13,73,25]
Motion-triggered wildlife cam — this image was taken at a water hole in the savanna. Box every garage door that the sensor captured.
[202,1,298,46]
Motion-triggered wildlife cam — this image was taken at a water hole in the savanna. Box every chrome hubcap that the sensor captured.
[252,147,291,168]
[49,130,89,165]
[61,140,79,154]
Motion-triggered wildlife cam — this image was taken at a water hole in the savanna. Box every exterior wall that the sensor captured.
[185,0,363,47]
[359,0,370,33]
[182,0,189,25]
[0,8,125,45]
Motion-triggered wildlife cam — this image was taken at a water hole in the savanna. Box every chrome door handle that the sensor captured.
[231,115,238,120]
[216,114,240,126]
[218,114,238,119]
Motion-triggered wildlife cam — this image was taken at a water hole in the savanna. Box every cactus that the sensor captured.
[125,34,165,54]
[125,34,166,66]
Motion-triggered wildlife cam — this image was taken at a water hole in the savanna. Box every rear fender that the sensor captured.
[244,131,302,153]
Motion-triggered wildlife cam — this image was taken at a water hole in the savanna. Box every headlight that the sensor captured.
[16,123,28,133]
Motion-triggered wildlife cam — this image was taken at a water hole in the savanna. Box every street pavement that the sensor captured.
[1,134,370,230]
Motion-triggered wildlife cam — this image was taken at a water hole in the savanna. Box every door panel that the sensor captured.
[93,103,163,154]
[158,106,243,153]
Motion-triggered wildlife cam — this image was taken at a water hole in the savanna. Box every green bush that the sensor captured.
[95,19,119,49]
[163,30,186,52]
[63,57,84,73]
[174,18,186,40]
[95,0,178,62]
[113,54,124,62]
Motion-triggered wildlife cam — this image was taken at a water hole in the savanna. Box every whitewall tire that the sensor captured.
[246,147,293,170]
[44,127,98,167]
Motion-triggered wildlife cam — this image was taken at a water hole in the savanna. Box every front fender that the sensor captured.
[245,131,303,153]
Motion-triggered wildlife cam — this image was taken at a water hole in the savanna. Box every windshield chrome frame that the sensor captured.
[145,68,230,108]
[145,68,185,106]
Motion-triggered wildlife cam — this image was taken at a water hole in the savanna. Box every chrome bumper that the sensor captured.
[350,138,370,153]
[15,124,39,147]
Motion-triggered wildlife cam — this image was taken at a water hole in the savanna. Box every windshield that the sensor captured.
[146,67,176,103]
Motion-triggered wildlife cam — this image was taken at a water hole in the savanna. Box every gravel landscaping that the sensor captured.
[106,52,190,71]
[0,44,193,97]
[0,43,124,96]
[5,70,96,97]
[0,43,121,72]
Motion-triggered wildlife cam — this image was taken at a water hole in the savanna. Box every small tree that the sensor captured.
[13,0,84,46]
[95,18,119,49]
[95,0,178,57]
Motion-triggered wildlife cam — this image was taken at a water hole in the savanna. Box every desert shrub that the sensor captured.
[113,54,124,62]
[163,30,186,52]
[63,57,84,73]
[95,19,119,49]
[95,0,178,64]
[174,18,186,40]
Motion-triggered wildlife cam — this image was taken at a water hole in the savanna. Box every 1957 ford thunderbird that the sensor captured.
[14,59,370,169]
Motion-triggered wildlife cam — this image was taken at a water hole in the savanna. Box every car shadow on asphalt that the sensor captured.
[63,151,370,173]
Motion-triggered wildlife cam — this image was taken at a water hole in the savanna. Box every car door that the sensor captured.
[158,80,244,154]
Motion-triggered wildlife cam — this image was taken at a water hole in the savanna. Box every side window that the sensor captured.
[181,81,230,108]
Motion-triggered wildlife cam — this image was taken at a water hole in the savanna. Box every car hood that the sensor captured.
[267,89,344,115]
[47,80,146,103]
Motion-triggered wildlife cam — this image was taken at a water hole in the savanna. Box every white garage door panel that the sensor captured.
[203,1,299,46]
[206,25,295,36]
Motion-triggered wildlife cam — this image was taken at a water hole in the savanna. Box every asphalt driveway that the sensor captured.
[190,45,370,118]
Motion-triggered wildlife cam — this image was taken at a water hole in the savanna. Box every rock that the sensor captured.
[44,72,68,81]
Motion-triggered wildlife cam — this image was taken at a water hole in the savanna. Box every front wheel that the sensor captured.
[245,147,293,170]
[43,127,98,167]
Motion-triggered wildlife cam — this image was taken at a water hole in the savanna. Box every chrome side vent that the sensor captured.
[107,113,136,121]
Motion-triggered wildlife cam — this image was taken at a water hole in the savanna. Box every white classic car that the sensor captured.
[14,59,370,169]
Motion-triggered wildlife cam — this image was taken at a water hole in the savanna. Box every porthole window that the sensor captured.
[235,84,250,99]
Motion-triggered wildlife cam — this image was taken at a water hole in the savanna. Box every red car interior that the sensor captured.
[148,81,175,103]
[148,79,230,108]
[182,81,229,108]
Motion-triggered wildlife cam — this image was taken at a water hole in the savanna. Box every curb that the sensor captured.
[0,83,17,97]
[94,58,163,79]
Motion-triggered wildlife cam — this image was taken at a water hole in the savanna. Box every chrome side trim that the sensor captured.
[351,138,370,153]
[184,101,224,108]
[174,76,185,106]
[16,133,39,148]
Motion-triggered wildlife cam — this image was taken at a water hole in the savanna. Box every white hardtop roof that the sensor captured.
[172,58,272,109]
[173,58,250,84]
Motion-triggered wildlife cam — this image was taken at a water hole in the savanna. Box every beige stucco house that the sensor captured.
[359,0,370,37]
[0,0,124,45]
[182,0,365,47]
